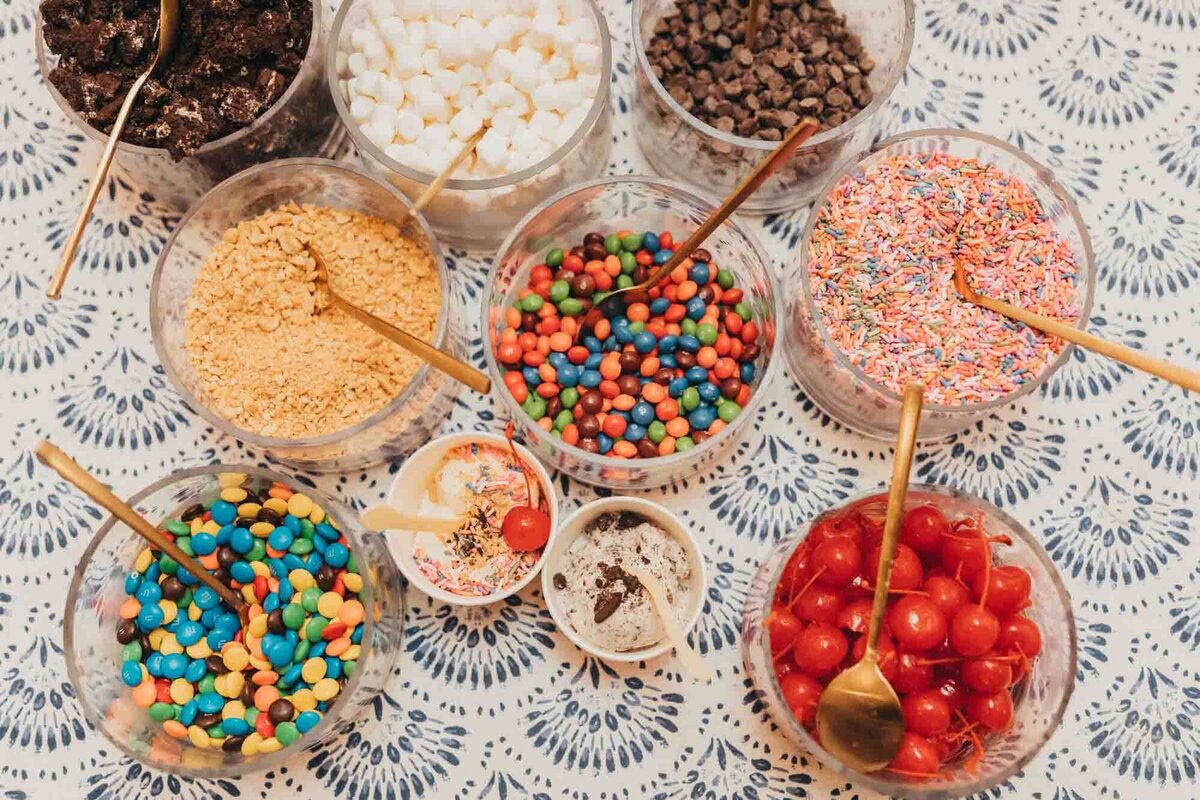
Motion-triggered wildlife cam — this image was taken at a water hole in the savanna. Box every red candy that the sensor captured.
[766,499,1042,778]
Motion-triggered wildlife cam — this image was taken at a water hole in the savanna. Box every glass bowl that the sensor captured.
[631,0,914,214]
[150,158,460,471]
[63,465,405,777]
[327,0,613,251]
[483,175,783,489]
[740,484,1076,799]
[35,1,344,209]
[787,129,1096,440]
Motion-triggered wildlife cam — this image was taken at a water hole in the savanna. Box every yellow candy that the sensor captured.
[134,548,153,573]
[241,585,258,604]
[340,644,361,661]
[241,732,263,756]
[188,603,203,621]
[290,688,317,712]
[286,493,314,519]
[342,573,363,593]
[289,569,315,591]
[309,504,326,524]
[250,522,275,538]
[258,737,282,754]
[312,678,340,702]
[200,520,221,535]
[158,600,178,625]
[237,502,263,518]
[219,670,245,699]
[316,592,343,619]
[263,497,289,515]
[148,628,167,650]
[190,517,204,535]
[186,640,213,659]
[223,644,250,672]
[249,656,273,672]
[218,472,247,489]
[250,561,271,578]
[222,701,246,721]
[300,657,327,684]
[220,487,248,504]
[158,634,184,656]
[188,725,210,749]
[170,678,195,705]
[247,617,268,642]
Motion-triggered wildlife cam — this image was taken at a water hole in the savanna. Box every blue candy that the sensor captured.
[351,625,364,644]
[230,527,254,554]
[583,338,604,356]
[614,325,634,345]
[175,566,197,586]
[652,248,674,265]
[263,594,280,613]
[325,658,342,680]
[161,653,188,680]
[120,660,143,687]
[279,578,294,603]
[295,710,321,733]
[580,369,602,388]
[305,553,324,572]
[309,641,327,658]
[740,362,755,383]
[223,717,251,736]
[632,331,657,354]
[135,581,162,605]
[191,532,217,556]
[698,382,720,403]
[193,586,219,610]
[145,652,164,677]
[688,263,709,284]
[685,297,707,320]
[315,523,338,541]
[124,572,141,595]
[631,402,655,426]
[649,297,670,315]
[688,406,716,431]
[184,659,207,683]
[216,524,235,545]
[267,557,289,579]
[677,334,701,353]
[209,501,236,526]
[643,231,659,252]
[324,542,349,568]
[282,663,304,687]
[136,603,164,632]
[659,354,677,368]
[597,433,613,454]
[284,514,301,535]
[624,423,646,442]
[176,621,204,646]
[547,352,567,368]
[522,366,541,386]
[195,692,224,714]
[686,366,709,384]
[557,364,579,387]
[179,700,199,726]
[668,377,689,398]
[230,561,255,584]
[658,335,678,353]
[283,554,307,571]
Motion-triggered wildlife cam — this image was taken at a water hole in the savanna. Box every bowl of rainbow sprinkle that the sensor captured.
[786,128,1095,441]
[384,429,559,605]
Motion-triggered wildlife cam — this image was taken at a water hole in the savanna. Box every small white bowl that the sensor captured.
[542,497,707,662]
[386,432,559,606]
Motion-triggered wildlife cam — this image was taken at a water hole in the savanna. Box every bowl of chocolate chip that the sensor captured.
[631,0,914,213]
[36,0,344,208]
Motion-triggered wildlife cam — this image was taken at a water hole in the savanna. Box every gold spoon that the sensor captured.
[47,0,181,300]
[744,0,765,51]
[35,440,247,615]
[305,243,491,394]
[952,262,1200,392]
[628,566,712,682]
[402,127,486,223]
[576,118,819,340]
[815,382,924,773]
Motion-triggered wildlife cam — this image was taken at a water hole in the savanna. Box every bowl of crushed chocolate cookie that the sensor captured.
[36,0,344,208]
[631,0,914,213]
[543,497,706,663]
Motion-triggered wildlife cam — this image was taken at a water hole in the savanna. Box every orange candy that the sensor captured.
[655,398,679,420]
[612,394,636,411]
[641,382,666,404]
[548,331,572,352]
[666,417,690,438]
[611,441,638,458]
[254,686,281,711]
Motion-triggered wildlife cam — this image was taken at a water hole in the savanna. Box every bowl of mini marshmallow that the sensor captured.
[329,0,614,250]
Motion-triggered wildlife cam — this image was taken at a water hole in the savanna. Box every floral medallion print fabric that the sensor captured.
[1,0,1198,798]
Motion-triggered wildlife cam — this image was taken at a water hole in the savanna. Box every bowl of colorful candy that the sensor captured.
[483,176,783,488]
[787,129,1095,440]
[63,466,404,776]
[741,485,1075,797]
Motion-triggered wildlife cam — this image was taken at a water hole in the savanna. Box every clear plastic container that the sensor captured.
[150,158,460,471]
[63,466,404,777]
[741,484,1076,799]
[35,1,344,209]
[787,129,1096,441]
[483,176,783,489]
[327,0,613,251]
[631,0,914,214]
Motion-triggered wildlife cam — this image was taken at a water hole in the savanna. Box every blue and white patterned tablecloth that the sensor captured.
[2,0,1199,797]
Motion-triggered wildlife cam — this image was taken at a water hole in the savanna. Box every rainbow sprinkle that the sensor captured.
[808,151,1081,406]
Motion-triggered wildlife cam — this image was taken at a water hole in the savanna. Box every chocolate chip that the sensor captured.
[593,591,623,624]
[552,573,567,590]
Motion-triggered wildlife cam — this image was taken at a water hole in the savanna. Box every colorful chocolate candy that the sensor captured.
[116,478,364,755]
[495,230,763,458]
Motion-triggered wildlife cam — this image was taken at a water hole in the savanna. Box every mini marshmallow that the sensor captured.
[416,91,451,121]
[421,49,442,73]
[553,24,577,51]
[398,0,430,20]
[431,0,461,24]
[457,63,484,86]
[396,109,423,142]
[378,16,406,43]
[485,50,513,82]
[510,62,539,94]
[569,17,596,44]
[484,81,518,107]
[431,69,462,98]
[572,42,602,74]
[351,24,383,52]
[534,0,560,22]
[485,16,515,49]
[473,0,501,22]
[529,109,561,135]
[490,106,521,135]
[525,13,558,50]
[357,69,385,99]
[449,107,483,139]
[471,93,495,119]
[405,20,428,49]
[384,142,408,162]
[371,103,399,133]
[363,120,394,149]
[391,45,424,78]
[476,129,510,170]
[363,38,390,70]
[509,0,536,14]
[418,122,453,151]
[407,73,435,97]
[379,78,406,106]
[530,82,558,110]
[546,54,570,80]
[347,52,368,76]
[367,0,395,24]
[349,95,376,123]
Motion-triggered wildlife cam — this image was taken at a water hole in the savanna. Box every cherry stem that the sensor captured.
[786,566,827,613]
[504,421,535,509]
[858,584,927,596]
[887,767,952,780]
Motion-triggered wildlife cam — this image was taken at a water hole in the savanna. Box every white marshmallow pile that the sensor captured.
[339,0,604,179]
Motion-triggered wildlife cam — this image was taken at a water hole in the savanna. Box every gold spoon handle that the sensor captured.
[35,440,246,612]
[405,127,486,220]
[863,383,924,662]
[640,118,819,291]
[745,0,764,50]
[974,293,1200,392]
[328,292,492,395]
[47,70,156,300]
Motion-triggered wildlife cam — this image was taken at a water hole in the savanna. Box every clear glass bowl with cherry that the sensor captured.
[740,485,1076,798]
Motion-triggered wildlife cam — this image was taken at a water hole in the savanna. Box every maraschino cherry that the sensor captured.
[500,422,551,551]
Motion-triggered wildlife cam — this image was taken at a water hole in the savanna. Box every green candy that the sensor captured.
[522,393,547,420]
[175,537,194,557]
[346,552,359,574]
[615,274,634,289]
[299,519,315,538]
[619,251,637,274]
[301,587,322,612]
[675,436,696,452]
[718,402,741,423]
[289,538,315,555]
[647,420,667,443]
[197,674,216,695]
[519,293,544,312]
[553,409,573,431]
[549,280,571,302]
[735,301,752,321]
[122,641,143,662]
[558,297,583,315]
[158,554,178,575]
[206,723,226,739]
[546,248,564,268]
[245,707,259,725]
[164,520,189,536]
[716,269,735,290]
[294,639,311,663]
[343,660,357,678]
[282,603,307,630]
[246,540,266,562]
[680,318,698,337]
[275,721,300,746]
[306,617,329,642]
[550,428,562,440]
[621,233,644,252]
[628,321,646,334]
[604,233,621,254]
[178,588,192,609]
[148,702,176,722]
[560,386,579,408]
[696,323,718,346]
[681,386,700,412]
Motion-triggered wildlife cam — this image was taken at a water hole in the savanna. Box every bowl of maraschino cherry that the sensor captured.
[741,486,1076,798]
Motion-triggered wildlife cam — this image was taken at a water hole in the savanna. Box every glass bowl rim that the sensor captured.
[148,156,451,450]
[62,463,388,778]
[630,0,916,152]
[326,0,613,191]
[35,0,327,157]
[481,173,785,475]
[748,482,1078,798]
[794,127,1098,415]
